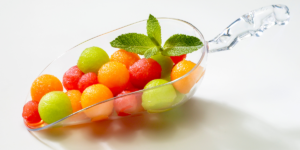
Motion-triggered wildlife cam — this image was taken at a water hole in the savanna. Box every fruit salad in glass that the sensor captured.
[22,5,290,131]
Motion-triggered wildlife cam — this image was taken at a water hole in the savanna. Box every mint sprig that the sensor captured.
[110,33,159,55]
[162,34,203,56]
[147,14,162,46]
[110,14,203,58]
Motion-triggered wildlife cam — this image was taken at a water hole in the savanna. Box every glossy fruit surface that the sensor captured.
[98,61,129,96]
[78,72,98,93]
[77,46,109,74]
[114,90,144,116]
[66,90,82,113]
[142,79,176,111]
[170,54,186,65]
[63,66,84,90]
[81,84,114,121]
[38,91,73,124]
[129,58,162,89]
[110,49,140,69]
[31,74,63,102]
[22,101,41,123]
[171,60,204,94]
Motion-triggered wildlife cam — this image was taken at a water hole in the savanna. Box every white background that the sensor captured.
[0,0,299,149]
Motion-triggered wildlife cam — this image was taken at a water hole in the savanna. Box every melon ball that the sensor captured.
[38,91,73,124]
[31,74,63,102]
[77,46,109,74]
[151,53,173,79]
[98,61,129,96]
[129,58,162,89]
[142,79,176,111]
[81,84,114,121]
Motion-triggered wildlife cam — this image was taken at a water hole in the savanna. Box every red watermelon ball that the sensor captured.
[22,101,41,123]
[114,90,144,116]
[63,66,84,90]
[129,58,162,89]
[78,72,98,92]
[170,54,187,65]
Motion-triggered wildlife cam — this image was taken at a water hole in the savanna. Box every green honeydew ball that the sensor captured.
[38,91,73,124]
[142,79,176,111]
[77,46,110,73]
[173,90,186,105]
[151,53,173,79]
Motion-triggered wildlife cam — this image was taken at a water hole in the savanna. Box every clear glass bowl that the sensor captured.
[24,4,290,131]
[25,18,208,131]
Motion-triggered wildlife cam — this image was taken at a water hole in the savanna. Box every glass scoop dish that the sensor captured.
[25,4,290,131]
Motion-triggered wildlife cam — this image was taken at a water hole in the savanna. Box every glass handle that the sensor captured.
[208,4,290,53]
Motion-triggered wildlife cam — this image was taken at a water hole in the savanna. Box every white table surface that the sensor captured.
[0,0,299,149]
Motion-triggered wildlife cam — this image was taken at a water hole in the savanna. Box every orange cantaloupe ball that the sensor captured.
[171,60,204,94]
[110,49,140,69]
[81,84,114,121]
[31,74,63,102]
[66,90,82,113]
[98,61,129,96]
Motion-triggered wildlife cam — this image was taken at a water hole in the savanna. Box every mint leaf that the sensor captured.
[111,15,203,58]
[110,33,158,55]
[162,34,203,56]
[144,47,159,58]
[147,14,162,46]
